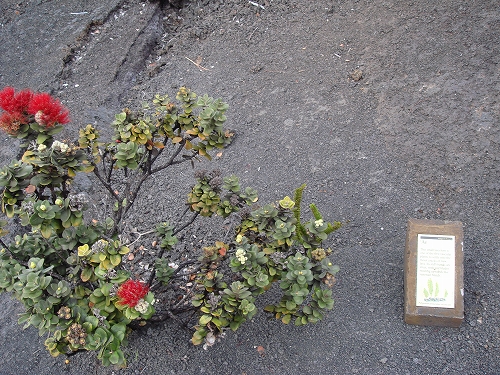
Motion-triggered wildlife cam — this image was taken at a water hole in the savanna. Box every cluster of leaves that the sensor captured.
[187,170,258,217]
[190,185,340,346]
[81,87,235,235]
[0,217,156,366]
[0,87,342,366]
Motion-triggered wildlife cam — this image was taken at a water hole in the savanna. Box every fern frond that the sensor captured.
[309,203,322,220]
[293,184,307,241]
[325,221,342,235]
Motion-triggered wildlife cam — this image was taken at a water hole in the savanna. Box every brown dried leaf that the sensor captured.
[25,184,36,194]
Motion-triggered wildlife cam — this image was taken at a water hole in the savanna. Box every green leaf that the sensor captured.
[263,305,275,312]
[85,316,99,330]
[115,112,127,123]
[312,308,323,319]
[211,318,223,329]
[302,305,312,315]
[199,315,212,325]
[111,324,127,341]
[230,321,242,331]
[40,225,53,239]
[101,258,112,270]
[29,214,44,226]
[94,327,109,343]
[191,330,205,345]
[81,267,93,282]
[47,125,64,136]
[281,314,292,324]
[18,312,31,327]
[60,209,71,224]
[110,254,121,267]
[279,196,295,209]
[286,300,296,311]
[200,306,210,314]
[4,205,14,218]
[109,351,120,365]
[192,299,203,307]
[78,244,91,257]
[308,315,319,323]
[36,133,50,144]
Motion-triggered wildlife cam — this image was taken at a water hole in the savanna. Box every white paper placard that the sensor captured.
[416,234,455,308]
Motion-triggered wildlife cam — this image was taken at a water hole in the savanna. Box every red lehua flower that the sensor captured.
[117,279,149,308]
[0,87,33,114]
[28,92,69,127]
[0,111,28,135]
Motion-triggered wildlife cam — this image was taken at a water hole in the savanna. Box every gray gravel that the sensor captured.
[0,0,499,374]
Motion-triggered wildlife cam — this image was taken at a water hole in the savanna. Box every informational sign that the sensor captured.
[416,234,455,308]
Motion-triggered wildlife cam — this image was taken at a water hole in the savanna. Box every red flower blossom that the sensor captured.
[28,92,69,127]
[117,279,149,307]
[0,87,69,132]
[0,111,28,135]
[0,87,33,114]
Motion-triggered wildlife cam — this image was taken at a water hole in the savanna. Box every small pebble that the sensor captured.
[350,69,363,81]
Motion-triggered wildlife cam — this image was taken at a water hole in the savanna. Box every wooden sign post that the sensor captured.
[404,218,464,327]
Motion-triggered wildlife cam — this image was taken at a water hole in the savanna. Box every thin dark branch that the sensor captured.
[169,156,198,166]
[176,205,190,222]
[104,152,115,183]
[0,244,34,269]
[122,172,150,218]
[149,135,170,165]
[0,237,9,250]
[42,237,69,268]
[66,348,86,357]
[171,263,203,279]
[173,211,199,236]
[171,289,195,310]
[146,148,153,174]
[148,249,196,285]
[92,164,120,202]
[47,270,65,281]
[150,141,186,174]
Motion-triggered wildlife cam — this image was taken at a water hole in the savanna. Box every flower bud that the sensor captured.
[35,111,45,125]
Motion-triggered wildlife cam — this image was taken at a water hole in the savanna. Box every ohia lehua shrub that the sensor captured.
[0,86,341,366]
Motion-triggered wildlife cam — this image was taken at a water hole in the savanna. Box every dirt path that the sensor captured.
[0,1,499,374]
